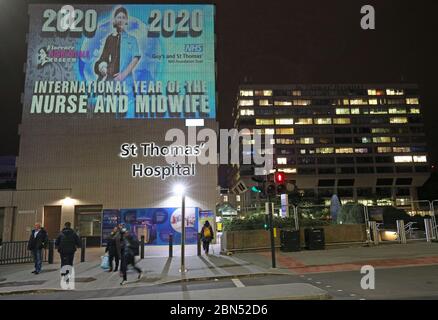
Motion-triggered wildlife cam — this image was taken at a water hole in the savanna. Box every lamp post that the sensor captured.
[174,184,187,273]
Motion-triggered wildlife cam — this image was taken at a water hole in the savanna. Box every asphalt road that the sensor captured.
[1,265,438,300]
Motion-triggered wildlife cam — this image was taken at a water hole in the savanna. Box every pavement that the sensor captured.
[1,241,437,300]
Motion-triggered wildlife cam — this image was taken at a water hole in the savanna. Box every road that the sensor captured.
[1,264,438,300]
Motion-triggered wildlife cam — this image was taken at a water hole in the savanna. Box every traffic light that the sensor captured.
[250,186,262,193]
[274,172,285,184]
[263,214,269,230]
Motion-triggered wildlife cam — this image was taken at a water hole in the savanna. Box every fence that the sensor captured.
[0,241,49,265]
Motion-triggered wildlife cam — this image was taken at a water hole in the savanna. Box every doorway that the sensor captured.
[75,205,103,247]
[43,206,62,240]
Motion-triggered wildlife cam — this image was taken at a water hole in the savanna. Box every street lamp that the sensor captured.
[173,184,187,273]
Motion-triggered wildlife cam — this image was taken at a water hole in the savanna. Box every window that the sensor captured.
[370,108,387,114]
[293,100,311,106]
[279,168,297,173]
[335,148,354,154]
[368,89,384,96]
[264,128,275,134]
[240,109,254,116]
[240,90,253,96]
[277,157,287,165]
[274,101,292,106]
[393,147,410,153]
[410,108,420,114]
[377,147,392,153]
[296,118,313,125]
[362,137,372,143]
[350,99,368,105]
[319,180,335,187]
[276,128,294,135]
[386,89,404,96]
[259,99,272,106]
[388,108,406,114]
[333,118,351,125]
[377,178,393,186]
[413,155,427,163]
[394,156,413,163]
[254,90,272,96]
[239,100,254,106]
[275,118,294,125]
[343,99,350,105]
[406,98,419,105]
[368,99,378,105]
[276,138,294,145]
[314,118,332,124]
[351,108,360,114]
[357,157,373,163]
[336,108,350,115]
[355,148,369,154]
[372,128,390,134]
[256,119,274,125]
[316,147,334,154]
[390,117,408,124]
[300,137,314,144]
[373,137,392,143]
[292,90,301,96]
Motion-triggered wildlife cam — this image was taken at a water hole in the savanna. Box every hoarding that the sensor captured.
[25,4,215,119]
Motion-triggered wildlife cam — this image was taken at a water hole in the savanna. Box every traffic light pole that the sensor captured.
[266,200,276,268]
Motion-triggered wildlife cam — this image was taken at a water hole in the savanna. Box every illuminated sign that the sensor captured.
[25,4,215,119]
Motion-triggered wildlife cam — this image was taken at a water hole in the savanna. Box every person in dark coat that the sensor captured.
[105,227,121,272]
[27,222,48,274]
[119,229,142,285]
[200,221,214,255]
[55,222,81,268]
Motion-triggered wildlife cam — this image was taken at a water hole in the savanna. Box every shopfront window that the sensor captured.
[75,205,103,247]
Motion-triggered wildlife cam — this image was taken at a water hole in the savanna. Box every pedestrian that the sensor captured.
[120,228,142,285]
[200,221,214,255]
[27,222,48,274]
[55,222,81,268]
[105,227,121,272]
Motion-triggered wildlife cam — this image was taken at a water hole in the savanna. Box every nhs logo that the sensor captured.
[184,44,203,53]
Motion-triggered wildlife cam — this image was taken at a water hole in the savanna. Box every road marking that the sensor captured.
[326,285,332,288]
[231,278,245,288]
[307,278,312,281]
[337,289,343,292]
[350,294,357,297]
[316,282,322,284]
[359,298,366,300]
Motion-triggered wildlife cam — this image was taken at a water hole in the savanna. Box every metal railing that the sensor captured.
[0,241,49,265]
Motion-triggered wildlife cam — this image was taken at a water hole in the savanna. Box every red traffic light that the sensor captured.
[274,172,285,184]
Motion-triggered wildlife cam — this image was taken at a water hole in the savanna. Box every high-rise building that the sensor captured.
[231,84,430,208]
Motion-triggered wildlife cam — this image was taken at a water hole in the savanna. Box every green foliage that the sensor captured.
[337,203,366,224]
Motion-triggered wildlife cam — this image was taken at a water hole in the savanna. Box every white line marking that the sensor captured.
[307,278,312,281]
[316,282,322,284]
[350,294,357,297]
[337,289,343,292]
[231,278,245,288]
[326,285,332,288]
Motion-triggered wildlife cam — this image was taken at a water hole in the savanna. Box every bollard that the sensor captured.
[396,220,407,244]
[140,235,145,259]
[81,237,86,262]
[369,221,379,245]
[197,233,202,256]
[48,239,54,264]
[169,233,173,257]
[425,219,433,243]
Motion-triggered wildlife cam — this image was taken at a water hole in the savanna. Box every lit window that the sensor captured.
[390,117,408,124]
[358,200,374,206]
[355,148,369,154]
[373,137,392,143]
[263,90,273,96]
[277,157,287,165]
[372,128,390,134]
[370,108,387,114]
[242,139,255,145]
[256,119,275,125]
[368,89,377,95]
[275,118,294,125]
[336,148,354,154]
[292,90,301,96]
[296,118,313,125]
[343,99,350,105]
[316,148,334,154]
[361,137,372,143]
[336,108,350,115]
[276,128,294,135]
[240,90,253,96]
[300,149,306,154]
[236,195,241,202]
[377,147,392,153]
[264,128,275,134]
[259,99,272,106]
[300,137,314,144]
[394,156,413,163]
[351,108,360,114]
[333,118,351,124]
[386,89,404,96]
[388,108,406,114]
[413,155,427,163]
[276,138,294,145]
[350,99,368,105]
[223,195,228,202]
[406,98,419,105]
[274,101,292,106]
[239,100,254,106]
[240,109,254,116]
[270,139,276,145]
[369,99,378,105]
[393,147,410,153]
[410,108,420,114]
[293,100,311,106]
[315,118,332,124]
[280,168,297,173]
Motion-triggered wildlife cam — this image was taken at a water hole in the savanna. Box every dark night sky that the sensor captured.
[1,0,438,167]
